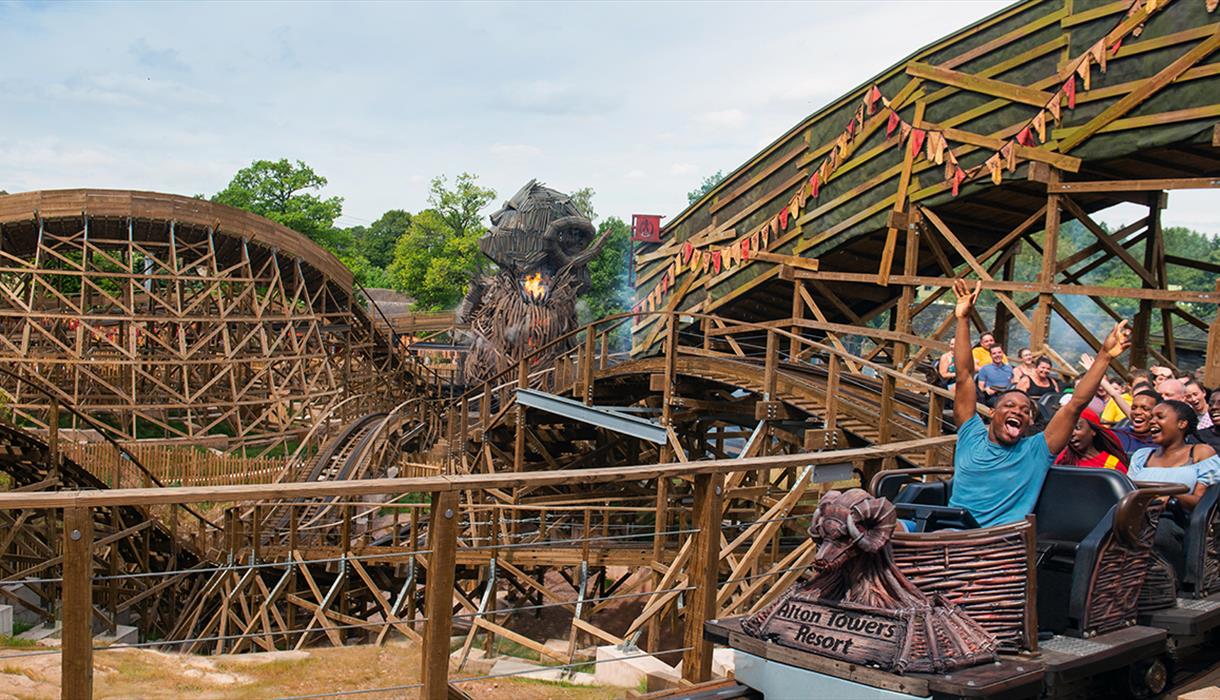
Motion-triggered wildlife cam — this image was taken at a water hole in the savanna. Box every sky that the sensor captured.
[2,0,1216,235]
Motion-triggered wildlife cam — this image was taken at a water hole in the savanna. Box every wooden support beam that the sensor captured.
[906,61,1055,107]
[1050,177,1220,193]
[62,507,94,700]
[880,101,925,286]
[1206,282,1220,388]
[1058,28,1220,152]
[1060,196,1159,289]
[920,123,1081,172]
[1031,169,1061,353]
[421,492,459,700]
[682,472,724,685]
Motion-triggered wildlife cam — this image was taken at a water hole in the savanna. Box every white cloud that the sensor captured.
[697,109,747,129]
[490,144,543,158]
[626,169,647,180]
[669,163,697,176]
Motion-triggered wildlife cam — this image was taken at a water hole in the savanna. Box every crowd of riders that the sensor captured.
[935,279,1218,572]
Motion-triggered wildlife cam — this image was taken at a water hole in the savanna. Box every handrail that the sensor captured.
[0,435,955,509]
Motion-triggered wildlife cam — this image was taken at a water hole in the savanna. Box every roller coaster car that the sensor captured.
[1138,481,1220,653]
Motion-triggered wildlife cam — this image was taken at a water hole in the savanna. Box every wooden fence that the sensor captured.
[61,443,286,488]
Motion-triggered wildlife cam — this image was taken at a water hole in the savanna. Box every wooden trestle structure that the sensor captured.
[0,1,1219,698]
[0,190,436,451]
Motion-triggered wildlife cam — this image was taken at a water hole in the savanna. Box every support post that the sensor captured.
[682,473,724,684]
[62,507,94,700]
[513,361,527,473]
[1031,168,1062,354]
[420,491,459,700]
[1207,281,1220,388]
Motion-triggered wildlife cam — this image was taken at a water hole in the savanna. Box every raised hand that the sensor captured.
[1102,320,1132,359]
[952,278,981,320]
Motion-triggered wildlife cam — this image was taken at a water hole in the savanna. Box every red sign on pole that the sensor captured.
[631,214,664,243]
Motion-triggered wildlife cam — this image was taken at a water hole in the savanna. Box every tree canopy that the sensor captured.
[687,170,726,205]
[387,174,496,310]
[213,159,347,252]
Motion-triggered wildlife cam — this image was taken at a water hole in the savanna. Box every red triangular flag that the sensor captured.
[886,111,900,137]
[778,207,790,230]
[1064,76,1077,109]
[740,236,750,261]
[909,129,926,158]
[712,250,722,274]
[682,241,694,264]
[1016,127,1034,147]
[952,167,966,197]
[846,117,857,138]
[866,85,883,114]
[809,171,821,199]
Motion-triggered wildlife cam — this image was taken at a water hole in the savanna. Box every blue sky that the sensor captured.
[2,0,1215,234]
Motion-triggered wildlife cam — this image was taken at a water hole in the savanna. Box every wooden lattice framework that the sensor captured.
[0,190,425,449]
[633,0,1220,384]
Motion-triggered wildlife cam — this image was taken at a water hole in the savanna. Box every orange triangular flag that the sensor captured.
[789,195,800,221]
[809,171,821,199]
[1091,40,1107,73]
[751,231,761,254]
[987,153,1003,185]
[1076,55,1091,91]
[1047,95,1061,123]
[927,131,946,164]
[1207,0,1218,13]
[1033,111,1047,142]
[819,158,832,183]
[760,223,770,249]
[944,150,958,180]
[1001,142,1017,172]
[899,122,912,143]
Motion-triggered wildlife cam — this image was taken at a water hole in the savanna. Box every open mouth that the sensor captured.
[1001,416,1024,440]
[1149,424,1164,441]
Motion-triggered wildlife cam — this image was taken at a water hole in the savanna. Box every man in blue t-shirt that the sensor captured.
[946,279,1131,528]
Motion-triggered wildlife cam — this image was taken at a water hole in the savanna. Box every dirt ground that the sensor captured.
[0,641,627,700]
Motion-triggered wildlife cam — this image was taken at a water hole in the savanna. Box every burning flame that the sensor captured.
[523,272,547,301]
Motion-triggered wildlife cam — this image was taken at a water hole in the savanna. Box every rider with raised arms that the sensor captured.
[948,279,1132,527]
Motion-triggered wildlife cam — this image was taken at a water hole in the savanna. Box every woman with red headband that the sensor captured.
[1054,408,1129,473]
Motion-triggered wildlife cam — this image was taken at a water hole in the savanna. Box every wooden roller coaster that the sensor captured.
[0,0,1219,697]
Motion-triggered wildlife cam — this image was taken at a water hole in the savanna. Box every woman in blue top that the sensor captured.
[1128,400,1220,578]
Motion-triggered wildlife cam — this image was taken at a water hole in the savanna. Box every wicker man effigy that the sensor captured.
[457,181,608,386]
[742,489,997,674]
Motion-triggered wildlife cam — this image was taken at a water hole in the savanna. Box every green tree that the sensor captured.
[386,174,496,309]
[349,209,412,270]
[213,159,346,252]
[569,187,597,222]
[687,170,726,205]
[581,216,632,323]
[388,210,482,310]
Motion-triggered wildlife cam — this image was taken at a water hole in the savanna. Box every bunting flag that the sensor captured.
[926,130,946,164]
[1208,0,1218,13]
[1001,142,1017,172]
[1091,39,1107,73]
[635,0,1176,315]
[1076,54,1092,91]
[951,167,967,197]
[1032,111,1047,142]
[986,153,1003,185]
[866,84,883,114]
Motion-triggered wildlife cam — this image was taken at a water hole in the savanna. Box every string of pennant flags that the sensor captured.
[634,0,1204,318]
